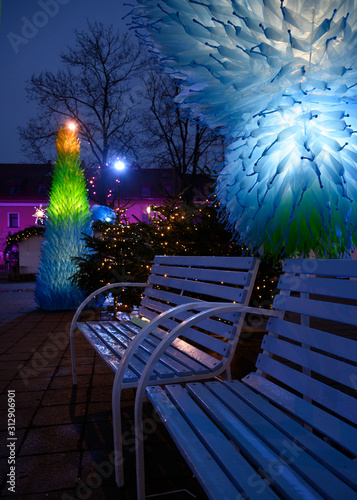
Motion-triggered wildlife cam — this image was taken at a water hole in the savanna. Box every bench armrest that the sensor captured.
[70,282,148,342]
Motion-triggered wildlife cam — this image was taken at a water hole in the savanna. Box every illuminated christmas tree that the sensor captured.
[71,199,280,310]
[35,124,92,310]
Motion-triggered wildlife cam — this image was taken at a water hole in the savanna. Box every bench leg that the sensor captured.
[224,366,232,380]
[135,391,146,500]
[70,326,78,385]
[112,388,125,487]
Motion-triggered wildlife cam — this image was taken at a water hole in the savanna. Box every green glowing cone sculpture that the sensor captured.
[35,126,92,310]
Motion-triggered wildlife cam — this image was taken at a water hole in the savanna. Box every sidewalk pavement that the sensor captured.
[0,282,37,327]
[2,285,260,499]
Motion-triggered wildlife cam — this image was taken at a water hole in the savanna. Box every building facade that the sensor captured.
[0,163,202,269]
[0,164,51,269]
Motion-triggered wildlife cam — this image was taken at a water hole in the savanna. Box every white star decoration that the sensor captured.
[33,204,48,225]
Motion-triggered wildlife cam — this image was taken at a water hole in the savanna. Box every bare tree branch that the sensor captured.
[138,72,224,203]
[19,21,147,204]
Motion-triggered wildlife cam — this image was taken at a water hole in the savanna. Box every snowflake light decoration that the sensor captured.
[133,0,357,257]
[33,204,48,225]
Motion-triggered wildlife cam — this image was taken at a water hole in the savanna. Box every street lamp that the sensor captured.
[114,159,125,171]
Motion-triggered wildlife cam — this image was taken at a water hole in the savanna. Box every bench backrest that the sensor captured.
[254,258,357,426]
[138,255,259,361]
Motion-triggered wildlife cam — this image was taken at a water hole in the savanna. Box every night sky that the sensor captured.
[0,0,133,163]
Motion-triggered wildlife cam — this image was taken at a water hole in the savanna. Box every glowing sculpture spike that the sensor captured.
[35,126,92,310]
[133,0,357,257]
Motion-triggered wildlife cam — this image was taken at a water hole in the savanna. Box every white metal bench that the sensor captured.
[70,255,260,486]
[132,258,357,499]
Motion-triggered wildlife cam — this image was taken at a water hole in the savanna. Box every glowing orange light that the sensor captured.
[68,122,77,131]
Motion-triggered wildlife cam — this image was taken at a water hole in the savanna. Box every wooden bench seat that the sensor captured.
[70,255,260,486]
[132,258,357,499]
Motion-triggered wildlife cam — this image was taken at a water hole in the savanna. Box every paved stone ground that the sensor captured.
[0,283,37,327]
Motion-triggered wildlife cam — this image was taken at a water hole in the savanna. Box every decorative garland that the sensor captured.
[6,226,45,248]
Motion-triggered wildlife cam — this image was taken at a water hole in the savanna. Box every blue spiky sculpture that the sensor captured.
[35,126,92,310]
[133,0,357,257]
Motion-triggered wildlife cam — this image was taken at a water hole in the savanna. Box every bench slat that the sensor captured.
[84,322,159,380]
[261,335,357,390]
[278,275,357,300]
[141,288,233,319]
[201,381,356,499]
[151,263,251,286]
[153,318,229,355]
[141,296,237,338]
[153,255,255,270]
[105,322,193,377]
[141,288,244,325]
[273,295,357,326]
[243,373,357,455]
[282,259,357,277]
[77,323,138,382]
[151,326,221,371]
[138,308,230,356]
[125,320,210,375]
[147,386,246,500]
[103,322,193,377]
[130,317,222,371]
[148,275,244,302]
[266,317,357,363]
[224,379,357,490]
[170,383,324,500]
[88,322,177,379]
[142,286,200,305]
[141,303,232,346]
[256,354,357,425]
[150,385,279,500]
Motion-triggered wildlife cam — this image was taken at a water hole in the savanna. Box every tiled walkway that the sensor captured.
[0,283,37,327]
[1,286,262,499]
